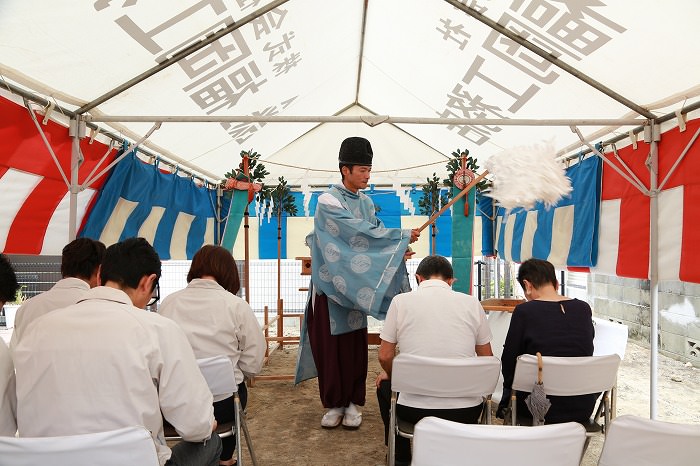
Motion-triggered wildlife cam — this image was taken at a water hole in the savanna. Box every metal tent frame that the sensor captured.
[5,0,699,420]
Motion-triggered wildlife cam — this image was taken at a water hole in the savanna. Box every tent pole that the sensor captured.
[216,185,222,246]
[443,0,654,119]
[559,100,700,161]
[86,115,643,126]
[647,122,661,420]
[24,100,70,188]
[76,0,291,114]
[68,117,85,241]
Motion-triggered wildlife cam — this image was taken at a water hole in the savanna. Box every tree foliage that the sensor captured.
[418,172,449,217]
[443,148,490,194]
[264,176,298,217]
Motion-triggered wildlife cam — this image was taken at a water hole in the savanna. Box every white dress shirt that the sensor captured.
[159,279,266,394]
[380,279,493,409]
[10,277,90,351]
[13,286,215,466]
[0,339,16,436]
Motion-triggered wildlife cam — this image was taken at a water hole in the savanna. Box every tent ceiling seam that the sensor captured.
[354,0,369,104]
[75,0,291,114]
[443,0,655,120]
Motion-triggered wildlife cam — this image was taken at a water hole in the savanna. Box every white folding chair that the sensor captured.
[508,353,621,453]
[597,415,700,466]
[0,425,159,466]
[412,416,586,466]
[592,317,628,418]
[388,354,501,466]
[165,356,258,466]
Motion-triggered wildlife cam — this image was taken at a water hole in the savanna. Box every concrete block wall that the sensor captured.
[588,274,700,366]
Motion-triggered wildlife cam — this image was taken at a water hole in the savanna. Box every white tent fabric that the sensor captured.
[1,0,699,421]
[1,0,698,185]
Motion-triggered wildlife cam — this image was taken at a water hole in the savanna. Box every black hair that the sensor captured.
[0,254,19,304]
[415,255,454,280]
[61,238,106,279]
[517,258,557,290]
[100,237,161,291]
[339,162,354,180]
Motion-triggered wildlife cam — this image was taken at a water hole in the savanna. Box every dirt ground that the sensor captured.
[241,341,699,466]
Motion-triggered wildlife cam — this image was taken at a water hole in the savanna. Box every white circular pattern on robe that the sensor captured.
[323,242,341,263]
[382,266,397,285]
[352,207,362,218]
[356,287,375,310]
[332,275,347,294]
[330,317,337,334]
[349,235,369,252]
[347,310,364,330]
[350,254,371,274]
[381,244,398,254]
[318,264,332,282]
[325,219,340,237]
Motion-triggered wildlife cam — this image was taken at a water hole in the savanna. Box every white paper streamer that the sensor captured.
[267,196,274,222]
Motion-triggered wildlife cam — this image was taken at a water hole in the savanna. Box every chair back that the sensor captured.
[197,355,237,398]
[511,354,621,396]
[391,353,500,398]
[0,425,159,466]
[412,416,586,466]
[592,317,628,360]
[597,415,700,466]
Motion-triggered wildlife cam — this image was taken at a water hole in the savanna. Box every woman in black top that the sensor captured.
[497,258,597,424]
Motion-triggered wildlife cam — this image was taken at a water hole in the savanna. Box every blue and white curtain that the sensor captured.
[81,153,228,260]
[493,155,602,268]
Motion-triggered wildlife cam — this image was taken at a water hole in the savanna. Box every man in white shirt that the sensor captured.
[375,255,493,466]
[10,237,105,350]
[14,238,221,466]
[0,254,19,436]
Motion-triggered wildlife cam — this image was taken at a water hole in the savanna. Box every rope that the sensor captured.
[262,158,448,173]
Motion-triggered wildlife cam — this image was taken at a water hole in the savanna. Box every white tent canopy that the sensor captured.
[2,0,698,185]
[2,0,700,421]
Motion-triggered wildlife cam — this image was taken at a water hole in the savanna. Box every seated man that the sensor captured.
[14,238,221,466]
[10,237,105,350]
[0,254,19,436]
[375,255,493,466]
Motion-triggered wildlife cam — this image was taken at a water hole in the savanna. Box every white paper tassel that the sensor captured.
[484,141,572,210]
[267,197,274,222]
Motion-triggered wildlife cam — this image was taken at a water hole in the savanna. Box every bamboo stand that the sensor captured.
[243,154,251,304]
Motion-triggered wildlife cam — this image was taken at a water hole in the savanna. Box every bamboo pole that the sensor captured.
[277,208,283,349]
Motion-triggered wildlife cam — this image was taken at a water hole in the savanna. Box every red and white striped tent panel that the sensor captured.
[592,118,700,283]
[0,96,112,255]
